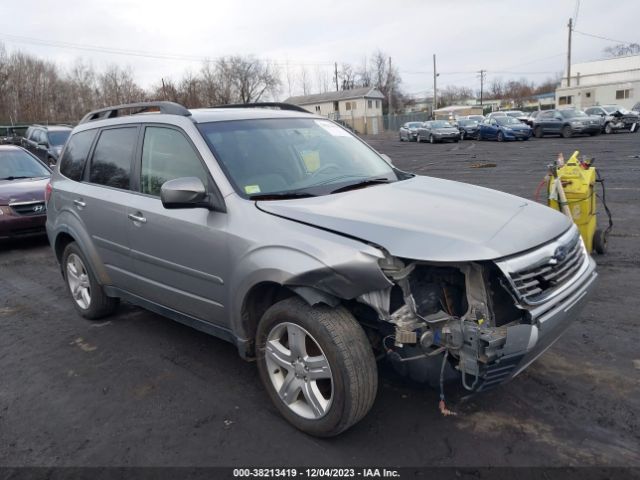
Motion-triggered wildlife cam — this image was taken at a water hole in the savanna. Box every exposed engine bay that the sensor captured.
[356,255,531,394]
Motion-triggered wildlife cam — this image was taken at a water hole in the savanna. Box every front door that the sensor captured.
[125,125,228,325]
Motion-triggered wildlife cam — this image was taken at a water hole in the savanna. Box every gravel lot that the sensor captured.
[1,132,639,468]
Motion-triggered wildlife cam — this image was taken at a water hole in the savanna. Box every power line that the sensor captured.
[572,29,637,45]
[0,32,336,67]
[573,0,581,28]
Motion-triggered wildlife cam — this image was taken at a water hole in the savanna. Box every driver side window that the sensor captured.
[140,127,209,197]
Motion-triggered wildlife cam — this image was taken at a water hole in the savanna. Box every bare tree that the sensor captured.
[603,43,640,57]
[299,66,311,96]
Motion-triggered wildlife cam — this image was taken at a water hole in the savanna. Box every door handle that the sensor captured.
[128,212,147,224]
[73,199,86,208]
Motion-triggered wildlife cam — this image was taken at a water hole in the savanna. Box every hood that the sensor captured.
[257,176,571,262]
[506,124,530,130]
[435,128,459,133]
[0,177,49,205]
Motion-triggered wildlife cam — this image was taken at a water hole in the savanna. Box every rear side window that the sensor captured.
[89,127,137,190]
[59,129,98,181]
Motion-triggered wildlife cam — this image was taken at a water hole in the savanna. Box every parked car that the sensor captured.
[532,109,601,138]
[523,110,543,127]
[0,145,51,240]
[463,114,485,123]
[47,101,597,437]
[478,116,532,141]
[22,125,72,166]
[456,119,480,140]
[416,120,460,143]
[632,102,640,114]
[398,122,423,141]
[584,105,640,134]
[486,111,507,119]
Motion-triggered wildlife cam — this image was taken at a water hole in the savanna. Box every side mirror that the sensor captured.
[380,153,393,165]
[160,177,209,209]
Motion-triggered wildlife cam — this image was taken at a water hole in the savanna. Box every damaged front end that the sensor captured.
[357,226,597,393]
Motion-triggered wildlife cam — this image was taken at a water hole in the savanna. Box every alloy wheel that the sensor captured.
[66,253,91,309]
[265,322,333,420]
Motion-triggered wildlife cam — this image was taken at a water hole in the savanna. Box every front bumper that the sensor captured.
[571,124,600,134]
[0,212,47,240]
[434,133,460,141]
[474,256,597,391]
[504,129,531,139]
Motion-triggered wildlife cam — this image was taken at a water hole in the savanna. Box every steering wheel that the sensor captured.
[309,163,341,178]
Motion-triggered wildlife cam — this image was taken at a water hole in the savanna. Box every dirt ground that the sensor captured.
[1,131,639,467]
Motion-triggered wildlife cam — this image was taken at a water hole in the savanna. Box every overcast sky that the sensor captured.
[1,0,638,99]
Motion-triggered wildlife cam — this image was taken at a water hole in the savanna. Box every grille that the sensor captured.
[508,233,584,304]
[10,201,46,216]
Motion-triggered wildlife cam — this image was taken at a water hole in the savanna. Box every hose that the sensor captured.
[596,170,614,236]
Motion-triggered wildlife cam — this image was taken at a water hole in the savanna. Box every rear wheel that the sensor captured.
[62,242,118,319]
[256,297,377,437]
[562,126,573,138]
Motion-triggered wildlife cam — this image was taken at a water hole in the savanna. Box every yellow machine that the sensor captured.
[547,150,610,254]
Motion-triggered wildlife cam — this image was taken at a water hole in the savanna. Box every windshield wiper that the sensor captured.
[329,177,391,194]
[249,191,317,201]
[0,176,32,180]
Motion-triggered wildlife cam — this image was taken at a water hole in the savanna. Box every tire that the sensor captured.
[477,131,482,141]
[561,125,573,138]
[497,131,504,142]
[593,229,608,255]
[460,131,465,141]
[604,123,613,135]
[62,242,118,319]
[534,126,543,138]
[256,297,377,437]
[399,134,404,142]
[429,134,435,144]
[523,136,529,141]
[416,134,422,143]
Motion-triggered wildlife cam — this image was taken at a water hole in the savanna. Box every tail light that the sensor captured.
[45,181,53,204]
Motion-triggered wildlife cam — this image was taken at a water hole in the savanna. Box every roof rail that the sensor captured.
[79,101,191,124]
[210,102,309,113]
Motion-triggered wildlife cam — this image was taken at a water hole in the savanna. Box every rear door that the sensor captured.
[73,126,140,285]
[125,124,229,325]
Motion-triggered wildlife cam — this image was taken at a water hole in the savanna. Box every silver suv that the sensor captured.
[46,101,597,436]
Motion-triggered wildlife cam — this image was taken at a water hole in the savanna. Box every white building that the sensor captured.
[284,87,385,134]
[555,54,640,109]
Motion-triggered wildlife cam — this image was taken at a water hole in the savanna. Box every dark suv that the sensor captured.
[532,109,601,138]
[22,125,72,166]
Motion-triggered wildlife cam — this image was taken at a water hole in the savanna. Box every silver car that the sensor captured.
[46,101,597,437]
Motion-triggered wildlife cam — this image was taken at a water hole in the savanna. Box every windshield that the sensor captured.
[602,105,628,114]
[496,116,522,126]
[198,118,398,198]
[406,122,422,128]
[506,111,524,117]
[431,121,453,128]
[457,119,478,126]
[560,109,587,119]
[0,149,50,179]
[48,131,70,146]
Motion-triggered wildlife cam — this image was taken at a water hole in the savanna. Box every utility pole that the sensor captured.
[334,62,339,91]
[161,78,167,100]
[567,18,573,87]
[478,70,486,107]
[432,54,437,118]
[388,56,393,115]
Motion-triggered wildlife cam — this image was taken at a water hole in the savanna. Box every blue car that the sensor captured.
[478,116,532,141]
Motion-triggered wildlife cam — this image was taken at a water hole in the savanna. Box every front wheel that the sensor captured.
[562,126,573,138]
[416,134,422,143]
[497,131,504,142]
[534,126,543,138]
[62,242,118,319]
[460,131,466,140]
[256,297,377,437]
[429,134,435,144]
[604,123,613,135]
